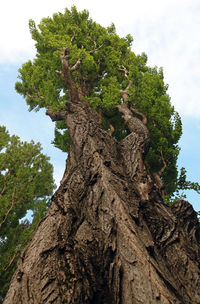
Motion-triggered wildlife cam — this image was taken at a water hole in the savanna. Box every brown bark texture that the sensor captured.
[4,100,200,304]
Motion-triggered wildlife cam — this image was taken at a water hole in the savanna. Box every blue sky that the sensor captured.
[0,0,200,210]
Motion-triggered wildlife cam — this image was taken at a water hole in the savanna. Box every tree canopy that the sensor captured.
[0,126,55,301]
[15,6,185,198]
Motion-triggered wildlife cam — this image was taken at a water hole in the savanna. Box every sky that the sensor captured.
[0,0,200,210]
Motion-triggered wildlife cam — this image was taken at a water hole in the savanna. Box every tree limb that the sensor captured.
[26,86,45,101]
[152,151,167,194]
[118,65,147,124]
[118,66,132,103]
[60,48,80,101]
[0,187,16,229]
[108,123,115,136]
[46,107,68,121]
[130,107,147,125]
[70,58,81,72]
[70,34,75,45]
[118,65,129,78]
[98,108,102,124]
[0,183,7,198]
[158,150,167,177]
[120,79,132,104]
[26,92,45,100]
[89,41,103,54]
[55,70,63,75]
[3,251,18,272]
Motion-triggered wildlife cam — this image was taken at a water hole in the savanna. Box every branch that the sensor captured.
[152,150,167,193]
[70,58,81,72]
[3,251,18,272]
[108,124,115,136]
[130,107,147,125]
[60,46,81,73]
[62,46,69,58]
[0,187,16,229]
[70,34,75,45]
[26,87,45,100]
[55,70,64,80]
[60,48,80,101]
[55,70,63,75]
[118,65,132,103]
[118,65,129,78]
[158,150,167,177]
[46,107,68,122]
[0,167,11,198]
[120,79,132,104]
[98,108,102,124]
[0,183,7,198]
[89,41,103,54]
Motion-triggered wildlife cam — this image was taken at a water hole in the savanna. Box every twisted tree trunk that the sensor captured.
[4,100,200,303]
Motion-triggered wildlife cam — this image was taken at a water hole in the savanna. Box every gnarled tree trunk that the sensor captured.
[4,100,200,303]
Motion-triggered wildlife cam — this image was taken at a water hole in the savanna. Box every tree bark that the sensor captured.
[4,100,200,304]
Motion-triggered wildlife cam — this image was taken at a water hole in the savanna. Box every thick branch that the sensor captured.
[60,48,80,101]
[130,107,147,125]
[158,150,167,177]
[46,108,68,122]
[116,103,150,145]
[108,123,115,136]
[152,151,167,193]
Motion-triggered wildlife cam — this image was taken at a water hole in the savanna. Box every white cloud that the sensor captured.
[1,0,200,117]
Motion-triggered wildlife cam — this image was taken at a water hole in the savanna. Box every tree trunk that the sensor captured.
[4,101,200,304]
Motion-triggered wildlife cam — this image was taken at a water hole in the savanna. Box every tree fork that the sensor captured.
[4,101,200,304]
[60,48,80,102]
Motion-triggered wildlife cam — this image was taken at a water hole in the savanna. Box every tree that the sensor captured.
[4,7,200,303]
[0,126,55,302]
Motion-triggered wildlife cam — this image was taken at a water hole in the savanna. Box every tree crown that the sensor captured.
[15,6,183,197]
[0,126,55,300]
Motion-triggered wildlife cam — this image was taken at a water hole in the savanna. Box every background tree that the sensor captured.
[0,126,55,302]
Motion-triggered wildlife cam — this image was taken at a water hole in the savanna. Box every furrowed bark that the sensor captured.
[4,100,200,304]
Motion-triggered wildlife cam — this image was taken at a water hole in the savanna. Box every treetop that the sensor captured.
[15,6,183,198]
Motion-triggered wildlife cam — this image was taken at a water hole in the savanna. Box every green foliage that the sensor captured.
[0,126,55,302]
[127,66,182,193]
[164,167,200,204]
[52,121,71,152]
[15,7,134,110]
[15,6,187,198]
